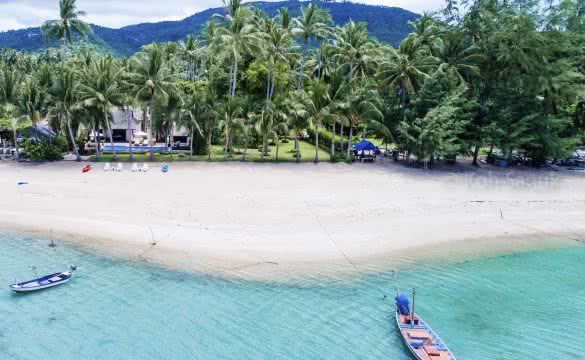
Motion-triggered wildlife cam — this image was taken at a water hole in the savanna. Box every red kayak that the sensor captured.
[82,165,92,173]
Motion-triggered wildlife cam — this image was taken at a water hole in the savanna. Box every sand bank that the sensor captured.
[1,161,584,279]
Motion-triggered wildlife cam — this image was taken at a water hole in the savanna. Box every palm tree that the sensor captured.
[292,3,329,93]
[156,90,183,158]
[201,90,221,161]
[180,35,206,80]
[18,78,49,142]
[49,68,81,161]
[218,97,244,160]
[303,80,335,162]
[41,0,92,45]
[127,44,176,161]
[79,57,125,161]
[434,31,485,83]
[263,21,295,107]
[286,95,309,162]
[180,91,204,157]
[379,40,436,111]
[342,86,387,160]
[0,66,22,159]
[217,1,265,97]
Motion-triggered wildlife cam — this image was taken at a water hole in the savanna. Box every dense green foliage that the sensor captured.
[22,138,66,161]
[0,0,583,167]
[0,1,418,56]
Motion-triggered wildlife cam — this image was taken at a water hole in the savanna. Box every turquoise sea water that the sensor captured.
[1,233,584,360]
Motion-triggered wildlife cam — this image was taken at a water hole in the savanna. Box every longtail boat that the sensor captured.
[394,290,456,360]
[10,266,77,294]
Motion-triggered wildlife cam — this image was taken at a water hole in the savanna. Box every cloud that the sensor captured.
[0,0,444,32]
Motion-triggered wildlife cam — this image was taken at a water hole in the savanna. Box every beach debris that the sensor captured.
[161,164,169,173]
[17,181,28,186]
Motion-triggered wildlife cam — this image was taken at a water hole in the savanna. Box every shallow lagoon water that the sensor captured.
[1,232,584,360]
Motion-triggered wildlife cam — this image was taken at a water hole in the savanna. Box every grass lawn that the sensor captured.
[88,140,331,163]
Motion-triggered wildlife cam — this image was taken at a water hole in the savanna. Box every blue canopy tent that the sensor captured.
[352,140,379,161]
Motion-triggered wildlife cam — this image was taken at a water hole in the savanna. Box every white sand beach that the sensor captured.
[1,161,584,278]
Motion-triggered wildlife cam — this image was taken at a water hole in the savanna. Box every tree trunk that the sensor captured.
[346,126,353,160]
[207,131,212,161]
[266,64,271,108]
[317,43,322,79]
[94,127,100,160]
[13,126,19,160]
[223,131,229,160]
[261,137,266,162]
[232,58,238,97]
[148,102,154,161]
[275,139,279,162]
[104,107,117,162]
[314,127,319,163]
[339,124,344,155]
[228,64,233,97]
[401,84,406,113]
[298,41,307,94]
[331,123,336,159]
[34,124,39,142]
[65,114,80,162]
[270,67,276,98]
[127,107,134,162]
[472,144,481,167]
[295,131,300,163]
[190,128,194,157]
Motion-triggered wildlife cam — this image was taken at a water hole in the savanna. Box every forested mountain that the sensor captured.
[0,1,419,56]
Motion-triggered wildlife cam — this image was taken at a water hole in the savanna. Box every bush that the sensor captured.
[53,136,69,152]
[22,140,64,161]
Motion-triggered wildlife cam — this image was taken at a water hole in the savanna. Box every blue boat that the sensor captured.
[395,290,456,360]
[10,266,76,293]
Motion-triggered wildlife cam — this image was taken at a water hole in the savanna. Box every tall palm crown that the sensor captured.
[79,56,125,160]
[127,44,177,159]
[41,0,92,45]
[18,78,49,140]
[49,68,82,161]
[330,20,378,83]
[292,3,330,92]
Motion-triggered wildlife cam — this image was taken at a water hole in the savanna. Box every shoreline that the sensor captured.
[1,161,584,280]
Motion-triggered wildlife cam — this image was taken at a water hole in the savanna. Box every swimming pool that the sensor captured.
[102,145,168,152]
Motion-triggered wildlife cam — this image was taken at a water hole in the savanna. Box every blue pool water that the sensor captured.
[1,233,584,359]
[102,145,168,152]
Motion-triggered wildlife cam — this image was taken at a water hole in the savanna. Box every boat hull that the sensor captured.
[395,307,456,360]
[10,271,72,293]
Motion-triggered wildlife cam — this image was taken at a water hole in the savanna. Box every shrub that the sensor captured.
[22,140,64,161]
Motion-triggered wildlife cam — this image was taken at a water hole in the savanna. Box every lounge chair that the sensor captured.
[131,163,139,172]
[142,163,149,172]
[116,163,123,172]
[104,163,111,172]
[133,138,141,146]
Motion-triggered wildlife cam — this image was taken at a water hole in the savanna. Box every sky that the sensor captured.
[0,0,445,32]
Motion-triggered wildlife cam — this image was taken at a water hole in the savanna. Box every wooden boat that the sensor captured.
[395,291,456,360]
[10,266,76,293]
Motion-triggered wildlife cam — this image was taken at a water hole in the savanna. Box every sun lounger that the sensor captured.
[131,163,139,172]
[104,163,111,172]
[142,163,149,172]
[116,163,123,172]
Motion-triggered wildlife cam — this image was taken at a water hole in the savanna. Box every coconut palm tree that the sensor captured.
[434,31,485,83]
[217,1,265,97]
[180,91,205,157]
[18,78,49,142]
[41,0,92,45]
[379,39,436,111]
[218,97,244,160]
[0,66,22,159]
[127,44,177,160]
[303,79,335,162]
[342,86,388,160]
[79,57,125,161]
[49,68,81,161]
[286,95,309,163]
[263,20,295,107]
[292,3,329,93]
